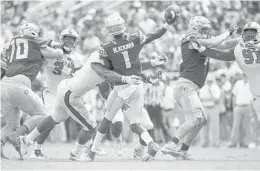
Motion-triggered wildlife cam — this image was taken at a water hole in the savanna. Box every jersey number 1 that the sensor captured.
[121,51,131,68]
[242,49,260,64]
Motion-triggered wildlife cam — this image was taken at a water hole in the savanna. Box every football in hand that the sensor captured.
[164,5,181,24]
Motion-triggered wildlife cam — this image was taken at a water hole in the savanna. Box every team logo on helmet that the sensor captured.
[60,28,79,52]
[188,16,212,39]
[104,14,126,36]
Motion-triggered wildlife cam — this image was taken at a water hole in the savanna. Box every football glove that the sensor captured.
[151,54,168,66]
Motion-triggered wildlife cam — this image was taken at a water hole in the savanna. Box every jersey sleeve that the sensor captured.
[131,31,147,45]
[35,38,50,49]
[1,40,13,70]
[97,46,112,69]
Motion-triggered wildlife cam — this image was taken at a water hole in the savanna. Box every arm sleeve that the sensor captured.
[201,48,235,61]
[138,26,167,45]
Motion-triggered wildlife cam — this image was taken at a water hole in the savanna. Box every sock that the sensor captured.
[72,142,84,156]
[91,132,105,151]
[34,142,42,150]
[98,118,111,134]
[140,131,153,145]
[9,125,29,140]
[36,126,53,145]
[180,143,190,151]
[111,121,123,139]
[172,137,180,145]
[27,128,41,143]
[37,116,58,134]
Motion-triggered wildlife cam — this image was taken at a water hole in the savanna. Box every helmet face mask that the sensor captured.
[243,29,257,42]
[199,27,211,39]
[60,28,79,52]
[242,22,260,43]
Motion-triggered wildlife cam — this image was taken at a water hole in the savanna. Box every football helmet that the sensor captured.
[242,22,260,42]
[19,23,40,39]
[60,28,79,52]
[188,16,212,39]
[104,14,126,36]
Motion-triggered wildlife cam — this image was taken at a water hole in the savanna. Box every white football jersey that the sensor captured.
[66,51,105,96]
[234,38,260,96]
[43,50,85,91]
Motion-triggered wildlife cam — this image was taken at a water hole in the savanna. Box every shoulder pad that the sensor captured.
[181,31,202,44]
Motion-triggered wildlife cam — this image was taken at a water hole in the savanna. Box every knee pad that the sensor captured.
[130,123,145,135]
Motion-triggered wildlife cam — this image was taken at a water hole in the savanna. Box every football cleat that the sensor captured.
[85,143,107,156]
[6,136,22,160]
[114,138,123,157]
[18,136,31,157]
[69,151,81,161]
[142,142,159,161]
[133,148,147,160]
[29,149,48,160]
[1,140,9,160]
[176,150,193,160]
[161,141,183,157]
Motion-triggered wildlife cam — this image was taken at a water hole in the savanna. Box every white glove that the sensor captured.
[151,54,168,66]
[122,75,141,85]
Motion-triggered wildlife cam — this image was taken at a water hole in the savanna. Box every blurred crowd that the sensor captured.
[1,0,260,148]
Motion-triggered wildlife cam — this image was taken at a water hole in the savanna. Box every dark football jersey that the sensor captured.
[179,31,210,88]
[4,37,48,82]
[99,31,146,80]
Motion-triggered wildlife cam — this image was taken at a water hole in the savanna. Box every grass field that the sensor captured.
[1,142,260,170]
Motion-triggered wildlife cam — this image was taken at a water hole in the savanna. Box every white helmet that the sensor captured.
[242,22,260,42]
[60,28,79,52]
[19,23,40,39]
[188,16,211,39]
[104,14,126,36]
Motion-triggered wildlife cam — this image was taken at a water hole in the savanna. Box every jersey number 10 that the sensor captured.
[10,39,29,62]
[242,49,260,64]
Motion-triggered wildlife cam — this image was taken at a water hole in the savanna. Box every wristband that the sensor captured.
[198,46,206,53]
[163,23,171,30]
[122,76,127,83]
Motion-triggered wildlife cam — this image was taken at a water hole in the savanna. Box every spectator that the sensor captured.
[228,74,253,148]
[199,73,221,147]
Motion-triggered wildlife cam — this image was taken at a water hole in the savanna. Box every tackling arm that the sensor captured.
[91,62,124,83]
[40,46,63,59]
[201,48,236,61]
[198,31,230,48]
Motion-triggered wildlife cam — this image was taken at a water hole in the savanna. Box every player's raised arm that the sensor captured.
[215,38,240,50]
[40,45,63,60]
[141,5,180,45]
[198,25,238,48]
[189,40,235,61]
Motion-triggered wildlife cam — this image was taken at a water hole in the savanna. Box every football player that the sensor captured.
[161,16,238,160]
[17,48,166,161]
[89,12,177,161]
[1,23,63,160]
[190,22,260,123]
[29,28,85,159]
[93,73,159,158]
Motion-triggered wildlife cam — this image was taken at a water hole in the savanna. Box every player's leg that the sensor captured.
[128,85,159,161]
[162,82,206,157]
[61,91,97,161]
[134,108,154,159]
[91,89,124,155]
[111,109,124,157]
[1,85,20,159]
[30,88,55,159]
